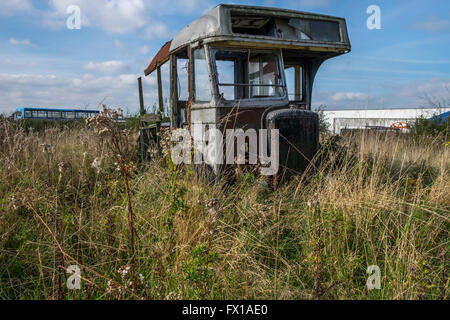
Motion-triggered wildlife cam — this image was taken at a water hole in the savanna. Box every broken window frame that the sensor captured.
[210,47,288,104]
[191,46,213,103]
[284,64,306,103]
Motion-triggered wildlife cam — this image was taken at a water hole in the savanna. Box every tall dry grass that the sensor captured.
[0,115,448,300]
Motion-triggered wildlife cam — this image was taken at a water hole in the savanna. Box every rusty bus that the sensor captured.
[141,4,351,183]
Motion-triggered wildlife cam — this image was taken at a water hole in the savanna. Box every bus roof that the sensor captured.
[145,4,350,75]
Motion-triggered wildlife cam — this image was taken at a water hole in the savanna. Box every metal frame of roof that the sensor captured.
[144,4,351,76]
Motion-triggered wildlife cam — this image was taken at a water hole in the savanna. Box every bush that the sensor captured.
[316,106,330,134]
[15,118,84,133]
[409,114,449,139]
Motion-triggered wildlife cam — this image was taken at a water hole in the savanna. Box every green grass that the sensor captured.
[0,117,448,300]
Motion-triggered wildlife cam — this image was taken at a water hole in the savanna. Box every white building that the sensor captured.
[321,108,450,134]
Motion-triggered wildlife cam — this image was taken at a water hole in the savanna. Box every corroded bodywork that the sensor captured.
[143,4,351,178]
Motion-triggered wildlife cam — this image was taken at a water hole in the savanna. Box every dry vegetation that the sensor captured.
[0,110,448,300]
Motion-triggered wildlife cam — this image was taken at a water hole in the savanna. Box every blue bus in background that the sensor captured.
[14,107,100,120]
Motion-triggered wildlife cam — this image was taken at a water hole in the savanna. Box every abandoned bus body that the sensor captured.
[143,4,351,179]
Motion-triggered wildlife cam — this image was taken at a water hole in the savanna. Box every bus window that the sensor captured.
[76,112,86,119]
[193,48,212,102]
[25,111,32,118]
[215,59,236,100]
[177,58,189,101]
[48,111,61,119]
[213,48,285,100]
[65,112,75,119]
[284,65,304,102]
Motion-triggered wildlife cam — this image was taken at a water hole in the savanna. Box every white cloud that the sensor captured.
[46,0,147,33]
[393,78,450,104]
[41,0,211,35]
[412,17,450,32]
[0,0,32,16]
[143,20,172,40]
[0,73,60,87]
[9,38,32,46]
[84,60,129,74]
[139,46,150,54]
[99,0,147,33]
[0,72,159,114]
[313,78,450,109]
[44,0,168,35]
[330,92,368,102]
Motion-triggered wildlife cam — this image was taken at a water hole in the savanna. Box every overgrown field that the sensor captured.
[0,115,448,300]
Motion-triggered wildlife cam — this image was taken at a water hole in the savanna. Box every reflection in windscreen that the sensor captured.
[214,49,285,100]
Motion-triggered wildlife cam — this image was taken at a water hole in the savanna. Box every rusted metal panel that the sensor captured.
[170,54,179,128]
[191,108,217,124]
[187,46,192,129]
[220,107,266,130]
[266,109,319,177]
[190,106,265,131]
[144,40,172,76]
[138,77,146,163]
[157,66,164,113]
[138,77,145,116]
[207,38,349,52]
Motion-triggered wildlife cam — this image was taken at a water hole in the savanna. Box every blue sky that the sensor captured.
[0,0,449,115]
